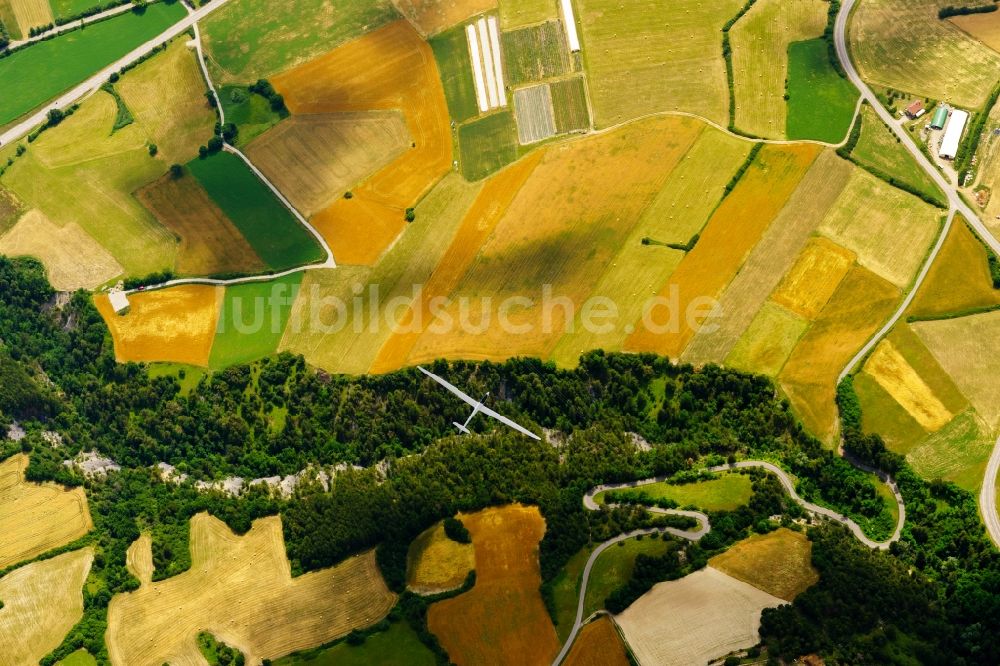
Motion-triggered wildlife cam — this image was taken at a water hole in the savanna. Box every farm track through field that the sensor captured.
[5,0,149,50]
[553,460,905,665]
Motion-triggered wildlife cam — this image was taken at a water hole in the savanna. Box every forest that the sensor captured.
[1,254,1000,664]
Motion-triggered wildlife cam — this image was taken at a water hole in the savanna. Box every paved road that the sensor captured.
[0,0,233,148]
[981,437,1000,547]
[553,460,904,665]
[5,1,144,50]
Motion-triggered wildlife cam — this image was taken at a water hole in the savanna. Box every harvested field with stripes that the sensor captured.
[906,409,995,491]
[0,454,92,569]
[392,0,497,36]
[625,143,821,359]
[501,20,570,86]
[459,110,519,179]
[410,116,704,364]
[0,548,93,665]
[0,0,52,38]
[407,520,475,594]
[96,285,223,367]
[616,567,784,666]
[246,111,411,217]
[772,237,856,320]
[562,617,630,666]
[709,528,818,601]
[106,514,396,665]
[577,0,741,127]
[514,83,557,144]
[0,209,123,290]
[726,301,807,377]
[913,309,1000,428]
[730,0,826,138]
[427,505,559,666]
[117,39,218,165]
[682,150,850,367]
[274,20,452,266]
[818,167,940,288]
[951,10,1000,53]
[136,173,266,278]
[907,219,1000,318]
[850,0,1000,108]
[550,76,590,133]
[779,266,900,443]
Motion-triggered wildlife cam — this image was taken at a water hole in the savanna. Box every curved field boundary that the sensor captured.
[553,460,904,665]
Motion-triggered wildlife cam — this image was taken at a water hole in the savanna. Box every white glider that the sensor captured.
[418,366,541,440]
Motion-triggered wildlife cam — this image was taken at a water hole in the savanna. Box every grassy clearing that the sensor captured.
[283,173,482,374]
[246,111,410,217]
[582,536,671,615]
[0,548,93,666]
[730,0,826,138]
[187,151,325,270]
[0,208,123,290]
[0,3,187,127]
[682,149,851,366]
[780,266,901,444]
[625,143,822,359]
[726,301,808,377]
[146,363,208,396]
[819,166,940,288]
[913,309,1000,428]
[275,20,452,266]
[850,0,1000,109]
[772,236,856,320]
[596,473,753,512]
[427,505,560,666]
[406,520,475,594]
[392,0,495,36]
[550,76,590,133]
[709,528,818,601]
[617,567,784,666]
[210,273,304,370]
[107,514,396,664]
[370,154,538,373]
[908,218,1000,318]
[50,0,96,20]
[863,339,954,431]
[218,85,286,147]
[201,0,398,84]
[500,0,556,28]
[785,38,858,143]
[563,617,630,666]
[2,0,52,37]
[907,409,995,491]
[852,104,944,204]
[501,20,570,86]
[459,110,519,180]
[429,23,480,124]
[96,285,222,367]
[136,172,266,277]
[55,649,98,666]
[2,89,176,278]
[411,116,703,364]
[855,370,928,454]
[576,0,741,128]
[273,620,437,666]
[117,38,217,165]
[0,454,92,569]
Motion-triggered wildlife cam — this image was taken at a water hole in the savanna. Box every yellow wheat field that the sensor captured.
[406,520,475,594]
[709,528,818,601]
[772,236,856,320]
[106,513,396,665]
[863,339,953,432]
[0,548,93,665]
[96,285,223,367]
[0,454,92,569]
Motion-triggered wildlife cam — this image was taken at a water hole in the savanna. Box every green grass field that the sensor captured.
[219,85,287,146]
[785,39,858,143]
[55,650,98,666]
[907,409,994,492]
[0,3,187,127]
[273,620,436,666]
[210,273,304,370]
[201,0,398,83]
[851,104,944,203]
[187,151,325,270]
[595,473,754,512]
[855,370,928,455]
[583,536,672,615]
[429,24,479,124]
[548,544,594,642]
[550,76,590,133]
[459,111,519,181]
[501,20,570,86]
[51,0,99,20]
[147,363,208,396]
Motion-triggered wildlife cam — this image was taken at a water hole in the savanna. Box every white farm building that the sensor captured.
[108,290,130,315]
[939,109,969,160]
